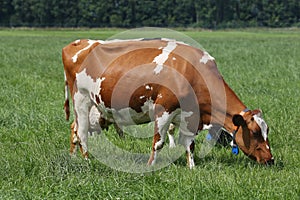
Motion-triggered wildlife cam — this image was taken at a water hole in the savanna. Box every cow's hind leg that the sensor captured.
[74,92,91,159]
[147,108,172,166]
[70,121,78,156]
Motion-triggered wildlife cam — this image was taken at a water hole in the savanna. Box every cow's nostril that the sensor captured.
[266,158,274,166]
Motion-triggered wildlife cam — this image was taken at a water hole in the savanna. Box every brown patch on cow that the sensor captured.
[95,95,101,104]
[64,99,70,121]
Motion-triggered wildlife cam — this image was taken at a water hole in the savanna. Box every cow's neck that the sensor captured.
[202,81,246,133]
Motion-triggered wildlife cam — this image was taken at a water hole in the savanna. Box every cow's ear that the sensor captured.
[232,114,246,126]
[252,109,262,118]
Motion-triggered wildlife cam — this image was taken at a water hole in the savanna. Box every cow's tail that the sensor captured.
[64,71,70,121]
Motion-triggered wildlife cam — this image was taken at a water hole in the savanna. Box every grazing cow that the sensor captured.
[62,38,274,168]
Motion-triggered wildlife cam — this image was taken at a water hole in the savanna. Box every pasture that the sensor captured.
[0,28,299,199]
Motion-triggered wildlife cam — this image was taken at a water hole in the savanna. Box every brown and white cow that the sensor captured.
[62,38,274,168]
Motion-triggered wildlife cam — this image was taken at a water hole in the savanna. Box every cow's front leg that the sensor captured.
[74,92,91,159]
[179,134,196,169]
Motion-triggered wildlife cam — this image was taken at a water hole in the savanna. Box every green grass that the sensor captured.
[0,28,299,199]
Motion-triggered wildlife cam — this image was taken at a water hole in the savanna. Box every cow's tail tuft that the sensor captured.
[64,71,70,121]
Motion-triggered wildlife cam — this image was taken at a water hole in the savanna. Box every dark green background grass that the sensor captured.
[0,28,299,199]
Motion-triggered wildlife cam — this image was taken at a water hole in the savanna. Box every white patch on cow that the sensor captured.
[157,93,163,99]
[200,51,215,64]
[253,115,268,141]
[172,57,176,61]
[101,99,155,126]
[145,85,152,90]
[75,39,81,44]
[64,71,69,101]
[202,124,213,130]
[73,91,92,156]
[168,135,176,148]
[150,151,158,165]
[174,111,194,136]
[153,65,163,74]
[139,95,145,99]
[181,111,194,134]
[76,69,105,104]
[72,132,78,144]
[266,144,270,150]
[156,111,171,134]
[153,41,177,74]
[154,139,164,150]
[72,40,100,63]
[168,124,176,148]
[161,38,189,46]
[88,105,101,134]
[98,38,144,45]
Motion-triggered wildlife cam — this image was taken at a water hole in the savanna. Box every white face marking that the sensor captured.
[200,51,215,64]
[253,115,268,141]
[72,40,100,63]
[153,41,177,74]
[266,145,270,150]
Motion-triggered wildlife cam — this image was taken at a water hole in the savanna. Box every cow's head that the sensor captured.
[232,109,274,165]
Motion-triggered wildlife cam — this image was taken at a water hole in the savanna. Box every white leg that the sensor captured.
[148,110,172,166]
[179,134,195,169]
[168,123,176,148]
[74,91,91,159]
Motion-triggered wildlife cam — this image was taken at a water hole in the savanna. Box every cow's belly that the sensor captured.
[97,99,155,126]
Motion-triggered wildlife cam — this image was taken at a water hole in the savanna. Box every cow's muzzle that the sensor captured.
[265,158,275,166]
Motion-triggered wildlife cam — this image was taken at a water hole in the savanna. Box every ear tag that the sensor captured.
[232,145,239,155]
[206,133,212,141]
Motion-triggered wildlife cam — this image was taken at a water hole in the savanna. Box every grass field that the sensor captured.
[0,28,299,199]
